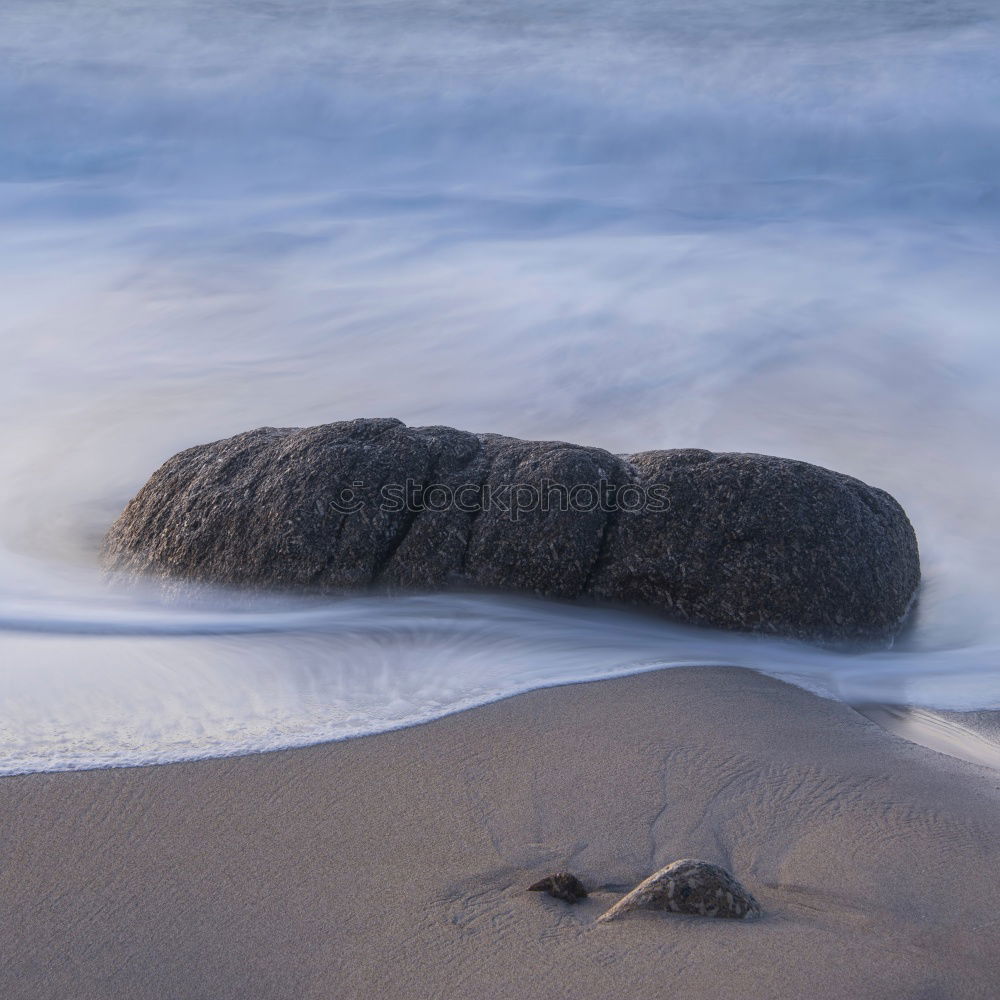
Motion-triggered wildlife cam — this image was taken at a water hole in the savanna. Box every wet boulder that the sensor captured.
[103,417,920,643]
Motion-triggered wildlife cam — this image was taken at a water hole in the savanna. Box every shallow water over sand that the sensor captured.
[2,0,999,772]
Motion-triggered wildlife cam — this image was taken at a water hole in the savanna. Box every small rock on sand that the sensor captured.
[597,859,760,922]
[528,872,588,903]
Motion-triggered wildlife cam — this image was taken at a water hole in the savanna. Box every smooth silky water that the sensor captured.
[2,0,999,773]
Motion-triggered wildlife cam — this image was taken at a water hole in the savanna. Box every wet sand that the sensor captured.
[1,666,998,999]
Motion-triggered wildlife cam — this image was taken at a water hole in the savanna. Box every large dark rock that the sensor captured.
[102,418,920,643]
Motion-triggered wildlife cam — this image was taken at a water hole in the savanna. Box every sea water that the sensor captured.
[2,0,999,773]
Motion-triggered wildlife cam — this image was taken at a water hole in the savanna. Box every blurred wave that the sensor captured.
[3,591,1000,776]
[1,0,999,772]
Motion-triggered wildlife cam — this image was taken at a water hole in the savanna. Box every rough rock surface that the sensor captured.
[102,417,920,642]
[596,859,761,922]
[527,872,588,903]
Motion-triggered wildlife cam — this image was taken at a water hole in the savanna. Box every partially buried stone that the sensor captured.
[528,872,588,903]
[596,859,760,922]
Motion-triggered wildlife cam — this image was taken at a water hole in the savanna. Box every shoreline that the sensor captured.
[5,672,1000,780]
[2,666,998,999]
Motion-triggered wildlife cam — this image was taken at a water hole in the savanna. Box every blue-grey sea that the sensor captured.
[2,0,999,772]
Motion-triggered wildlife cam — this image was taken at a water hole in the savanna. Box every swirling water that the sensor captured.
[2,0,999,773]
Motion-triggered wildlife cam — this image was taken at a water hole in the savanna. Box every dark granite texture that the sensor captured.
[103,418,920,643]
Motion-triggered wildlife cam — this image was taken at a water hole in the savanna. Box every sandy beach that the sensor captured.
[2,666,998,1000]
